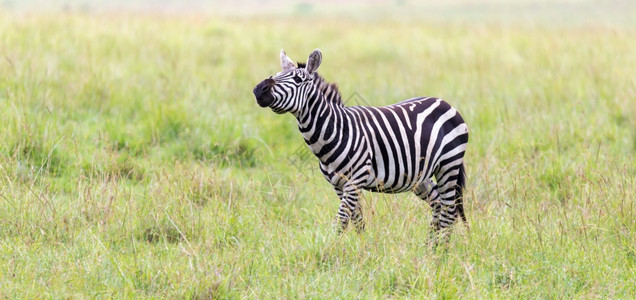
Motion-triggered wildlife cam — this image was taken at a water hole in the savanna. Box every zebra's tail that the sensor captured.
[457,163,468,227]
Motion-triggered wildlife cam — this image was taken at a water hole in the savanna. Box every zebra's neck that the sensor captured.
[295,84,349,160]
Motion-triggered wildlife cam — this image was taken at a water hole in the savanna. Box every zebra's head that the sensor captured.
[253,49,322,114]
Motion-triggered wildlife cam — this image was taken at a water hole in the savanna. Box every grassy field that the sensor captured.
[1,7,635,298]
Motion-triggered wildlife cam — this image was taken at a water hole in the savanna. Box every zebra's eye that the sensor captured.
[292,75,303,83]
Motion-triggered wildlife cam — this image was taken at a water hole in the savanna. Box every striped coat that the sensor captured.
[254,49,468,241]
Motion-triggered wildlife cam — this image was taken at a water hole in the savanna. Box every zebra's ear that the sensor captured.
[280,49,296,72]
[305,49,322,74]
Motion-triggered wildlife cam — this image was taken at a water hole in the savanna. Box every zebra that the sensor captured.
[253,49,469,242]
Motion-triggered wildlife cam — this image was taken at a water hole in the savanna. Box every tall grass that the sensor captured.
[0,11,634,297]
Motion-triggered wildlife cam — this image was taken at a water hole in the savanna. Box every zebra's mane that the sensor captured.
[297,62,344,107]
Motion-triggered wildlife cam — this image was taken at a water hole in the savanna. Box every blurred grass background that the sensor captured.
[0,0,635,298]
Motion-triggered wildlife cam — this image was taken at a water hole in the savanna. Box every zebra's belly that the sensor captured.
[358,147,429,193]
[315,145,429,193]
[316,153,430,194]
[361,176,422,194]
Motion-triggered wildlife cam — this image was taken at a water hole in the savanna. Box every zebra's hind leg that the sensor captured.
[413,178,452,247]
[335,184,365,233]
[351,205,365,233]
[429,162,468,245]
[435,162,466,230]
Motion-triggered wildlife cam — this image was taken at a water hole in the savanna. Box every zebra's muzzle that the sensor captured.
[253,78,275,108]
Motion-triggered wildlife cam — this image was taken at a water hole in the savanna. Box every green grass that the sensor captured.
[1,9,635,298]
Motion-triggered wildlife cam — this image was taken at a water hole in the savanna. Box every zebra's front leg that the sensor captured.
[335,185,365,233]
